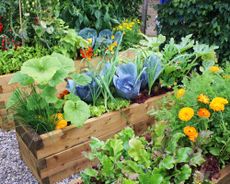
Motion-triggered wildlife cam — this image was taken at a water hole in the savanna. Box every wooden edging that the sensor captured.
[0,49,138,130]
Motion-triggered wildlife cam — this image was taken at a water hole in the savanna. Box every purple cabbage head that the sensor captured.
[113,63,141,100]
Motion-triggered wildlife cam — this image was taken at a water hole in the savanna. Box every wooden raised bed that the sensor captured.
[0,49,137,130]
[15,94,165,184]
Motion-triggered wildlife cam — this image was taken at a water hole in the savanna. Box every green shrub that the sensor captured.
[157,0,230,63]
[60,0,142,30]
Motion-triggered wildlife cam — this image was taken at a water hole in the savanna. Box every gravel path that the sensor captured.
[0,129,80,184]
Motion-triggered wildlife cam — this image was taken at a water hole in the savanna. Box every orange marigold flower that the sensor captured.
[209,66,221,73]
[178,107,194,121]
[58,89,69,99]
[56,119,67,130]
[197,94,210,104]
[183,126,198,142]
[80,47,94,60]
[197,108,211,118]
[176,88,185,99]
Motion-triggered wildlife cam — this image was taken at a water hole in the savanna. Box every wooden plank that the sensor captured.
[37,111,127,159]
[16,134,42,183]
[40,128,122,178]
[16,123,44,157]
[48,157,95,184]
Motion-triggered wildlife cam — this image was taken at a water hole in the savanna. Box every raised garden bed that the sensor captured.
[15,93,164,184]
[0,50,137,130]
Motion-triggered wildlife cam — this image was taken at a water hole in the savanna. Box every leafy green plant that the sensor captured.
[59,0,142,31]
[82,122,205,184]
[157,0,230,63]
[7,53,91,133]
[53,29,89,59]
[152,67,230,167]
[0,46,49,75]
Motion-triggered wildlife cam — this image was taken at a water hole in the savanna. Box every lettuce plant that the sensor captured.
[113,62,142,100]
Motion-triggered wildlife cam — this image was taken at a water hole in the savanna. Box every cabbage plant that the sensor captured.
[113,62,142,100]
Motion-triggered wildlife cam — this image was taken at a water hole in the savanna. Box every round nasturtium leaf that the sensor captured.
[21,56,61,84]
[64,100,90,127]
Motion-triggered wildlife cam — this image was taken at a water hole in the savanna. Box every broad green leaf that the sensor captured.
[71,73,92,86]
[123,179,137,184]
[9,72,34,86]
[123,160,143,173]
[159,155,175,170]
[49,70,67,87]
[209,147,220,156]
[90,137,105,152]
[174,164,192,183]
[41,86,58,103]
[139,173,163,184]
[21,56,61,84]
[51,52,75,73]
[176,147,193,163]
[64,100,90,127]
[64,93,80,102]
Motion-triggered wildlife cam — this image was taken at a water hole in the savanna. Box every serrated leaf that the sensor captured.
[159,155,175,170]
[166,132,184,153]
[190,151,205,166]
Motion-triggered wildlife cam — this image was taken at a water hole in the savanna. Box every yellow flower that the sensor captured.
[178,107,194,121]
[212,97,228,105]
[111,35,115,39]
[176,88,185,99]
[56,119,68,130]
[183,126,198,142]
[223,75,230,79]
[197,94,210,104]
[108,41,118,52]
[209,97,228,112]
[197,108,211,118]
[209,66,221,73]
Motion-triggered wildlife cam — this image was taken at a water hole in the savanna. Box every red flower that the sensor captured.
[0,22,3,33]
[58,90,70,99]
[80,47,93,60]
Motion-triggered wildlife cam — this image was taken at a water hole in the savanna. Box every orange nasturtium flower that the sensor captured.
[209,66,221,73]
[176,88,185,99]
[197,108,211,118]
[56,119,68,130]
[209,97,228,112]
[197,94,210,104]
[183,126,198,142]
[80,47,94,60]
[178,107,194,121]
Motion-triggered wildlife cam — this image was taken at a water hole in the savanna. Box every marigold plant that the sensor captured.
[197,94,210,104]
[197,108,211,118]
[176,88,185,99]
[183,126,198,142]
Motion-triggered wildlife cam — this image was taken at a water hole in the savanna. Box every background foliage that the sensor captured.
[157,0,230,63]
[60,0,143,31]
